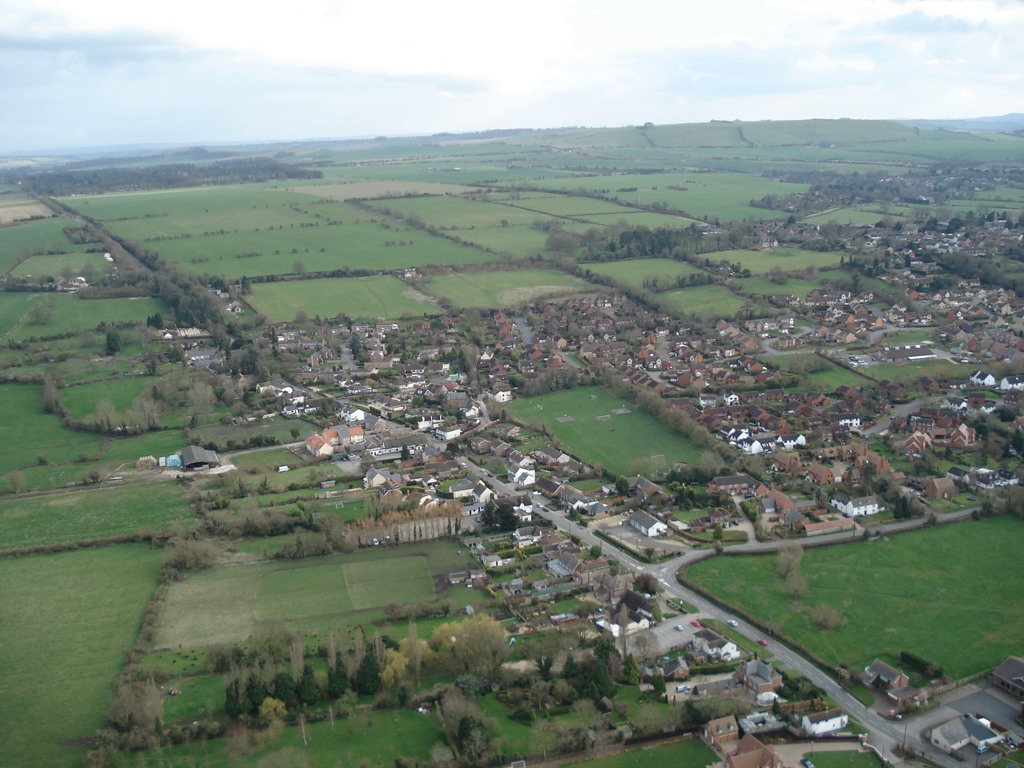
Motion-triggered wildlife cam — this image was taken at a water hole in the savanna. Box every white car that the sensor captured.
[675,684,691,693]
[674,624,684,631]
[727,619,738,627]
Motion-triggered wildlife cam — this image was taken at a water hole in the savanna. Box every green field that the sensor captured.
[0,481,194,552]
[153,542,478,649]
[57,376,153,421]
[660,284,749,318]
[562,738,717,768]
[583,258,708,291]
[111,706,445,768]
[508,387,703,475]
[686,516,1024,678]
[0,291,42,336]
[0,383,106,477]
[0,216,79,273]
[0,545,163,768]
[426,269,589,308]
[10,295,168,339]
[11,251,113,280]
[708,247,845,274]
[802,752,882,768]
[248,274,440,321]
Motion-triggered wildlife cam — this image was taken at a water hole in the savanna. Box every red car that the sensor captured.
[690,619,702,627]
[757,638,769,647]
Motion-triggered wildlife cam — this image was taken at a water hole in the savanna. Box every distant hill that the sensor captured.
[895,113,1024,134]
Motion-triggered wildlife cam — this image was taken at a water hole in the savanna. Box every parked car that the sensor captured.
[675,684,691,693]
[801,760,815,768]
[690,619,702,627]
[674,624,684,631]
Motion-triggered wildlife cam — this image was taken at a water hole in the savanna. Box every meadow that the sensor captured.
[0,545,163,768]
[11,251,113,280]
[426,269,589,308]
[708,247,845,274]
[248,274,440,322]
[0,290,42,336]
[583,258,708,290]
[508,387,704,475]
[660,284,750,318]
[57,376,153,420]
[9,295,168,339]
[560,738,717,768]
[153,541,479,649]
[0,216,79,272]
[685,516,1024,678]
[0,481,194,552]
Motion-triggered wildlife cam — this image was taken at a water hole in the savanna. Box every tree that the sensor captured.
[776,540,803,577]
[355,647,381,694]
[298,664,320,706]
[105,330,121,356]
[259,696,288,725]
[407,621,422,685]
[623,654,640,684]
[810,603,842,630]
[107,679,163,732]
[380,648,409,690]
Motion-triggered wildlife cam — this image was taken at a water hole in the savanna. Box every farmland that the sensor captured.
[708,247,845,274]
[0,481,193,552]
[685,516,1024,679]
[248,275,439,321]
[153,541,479,649]
[660,284,749,318]
[508,387,704,475]
[0,545,163,768]
[9,295,168,339]
[426,268,589,308]
[583,258,708,291]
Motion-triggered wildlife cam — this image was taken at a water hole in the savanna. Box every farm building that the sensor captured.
[180,446,219,470]
[628,510,668,537]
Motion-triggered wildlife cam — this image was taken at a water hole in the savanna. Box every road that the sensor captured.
[461,455,975,768]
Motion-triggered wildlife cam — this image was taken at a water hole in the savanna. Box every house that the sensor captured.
[930,715,1001,754]
[693,628,740,662]
[628,510,668,538]
[992,656,1024,699]
[508,467,536,487]
[1000,375,1024,391]
[704,715,739,749]
[708,474,763,496]
[801,708,849,736]
[734,659,782,696]
[830,492,880,517]
[970,371,997,387]
[512,526,543,549]
[724,733,783,768]
[923,476,957,500]
[472,480,495,505]
[863,659,909,690]
[450,477,476,500]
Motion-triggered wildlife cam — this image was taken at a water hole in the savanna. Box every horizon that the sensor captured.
[4,0,1023,154]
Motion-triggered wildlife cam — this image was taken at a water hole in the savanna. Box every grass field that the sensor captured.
[561,737,717,768]
[0,291,42,336]
[11,251,113,280]
[426,269,589,308]
[0,481,194,552]
[583,258,708,291]
[57,376,153,421]
[802,752,882,768]
[0,216,79,273]
[731,276,824,297]
[660,284,749,318]
[708,248,845,274]
[0,545,163,768]
[153,542,479,649]
[686,516,1024,678]
[9,295,167,339]
[508,387,704,475]
[111,706,445,767]
[0,383,106,476]
[248,274,439,321]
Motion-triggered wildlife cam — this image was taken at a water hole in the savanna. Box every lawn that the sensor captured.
[803,752,882,768]
[426,269,589,309]
[660,284,749,319]
[57,376,153,421]
[153,541,480,649]
[708,248,845,274]
[0,481,194,552]
[248,275,440,322]
[686,516,1024,679]
[583,258,708,291]
[507,387,704,475]
[0,545,164,768]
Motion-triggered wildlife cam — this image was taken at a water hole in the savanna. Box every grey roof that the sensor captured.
[181,445,219,467]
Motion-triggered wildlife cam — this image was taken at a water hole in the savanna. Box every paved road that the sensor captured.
[461,455,977,768]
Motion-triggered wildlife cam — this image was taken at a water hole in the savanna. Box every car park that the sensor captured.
[674,624,684,631]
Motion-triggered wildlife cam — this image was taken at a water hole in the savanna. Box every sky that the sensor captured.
[2,0,1023,153]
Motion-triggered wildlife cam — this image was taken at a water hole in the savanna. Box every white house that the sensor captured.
[970,371,997,387]
[999,375,1024,391]
[930,716,1001,754]
[451,477,476,500]
[493,388,513,403]
[693,629,740,662]
[830,492,880,517]
[628,510,668,538]
[508,467,536,487]
[801,709,849,736]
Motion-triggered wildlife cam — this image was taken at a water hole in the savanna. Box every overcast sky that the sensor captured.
[2,0,1022,153]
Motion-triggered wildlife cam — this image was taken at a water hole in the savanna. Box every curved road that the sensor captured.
[465,455,974,768]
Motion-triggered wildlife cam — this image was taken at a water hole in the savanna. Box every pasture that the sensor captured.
[560,738,717,768]
[685,516,1024,679]
[708,247,845,274]
[0,216,79,273]
[508,387,703,475]
[9,295,167,339]
[11,251,113,280]
[660,284,749,318]
[248,274,439,322]
[153,541,478,649]
[0,481,194,552]
[583,258,708,291]
[57,376,153,421]
[0,291,41,336]
[426,269,589,308]
[0,545,163,768]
